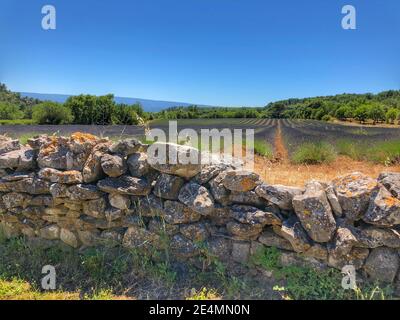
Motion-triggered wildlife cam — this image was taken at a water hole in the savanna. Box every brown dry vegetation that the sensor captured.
[254,155,400,187]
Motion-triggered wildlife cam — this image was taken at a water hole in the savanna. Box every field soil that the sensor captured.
[254,155,400,187]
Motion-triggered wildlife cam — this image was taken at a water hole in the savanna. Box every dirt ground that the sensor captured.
[253,155,400,187]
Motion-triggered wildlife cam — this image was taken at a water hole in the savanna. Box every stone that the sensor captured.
[258,228,293,251]
[109,193,131,210]
[60,228,79,248]
[104,207,124,222]
[228,190,267,208]
[328,247,369,270]
[325,185,342,217]
[231,241,250,263]
[127,152,151,177]
[329,227,359,259]
[97,175,151,196]
[355,226,400,249]
[101,154,127,177]
[39,224,60,240]
[100,229,124,246]
[363,186,400,227]
[378,172,400,198]
[231,204,281,227]
[209,173,230,206]
[30,195,54,207]
[131,194,164,217]
[0,136,20,154]
[38,168,83,184]
[50,183,68,198]
[193,164,228,185]
[303,243,328,261]
[77,230,100,246]
[82,198,106,218]
[178,182,214,216]
[122,225,160,250]
[147,142,202,179]
[209,205,233,226]
[163,200,201,224]
[109,138,145,156]
[279,251,326,270]
[226,221,263,240]
[222,170,260,192]
[0,147,35,171]
[67,184,102,200]
[2,192,31,209]
[148,219,179,236]
[170,234,199,258]
[180,222,209,242]
[292,181,336,243]
[255,184,303,211]
[332,172,378,221]
[364,247,399,283]
[82,142,110,183]
[206,237,232,262]
[153,173,185,200]
[278,217,312,252]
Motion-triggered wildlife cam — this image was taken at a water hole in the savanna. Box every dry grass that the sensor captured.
[254,155,400,187]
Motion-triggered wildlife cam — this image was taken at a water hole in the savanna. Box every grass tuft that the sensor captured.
[292,142,336,164]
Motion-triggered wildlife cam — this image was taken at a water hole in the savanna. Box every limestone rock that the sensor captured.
[101,154,127,177]
[222,170,260,192]
[180,222,209,242]
[255,184,303,211]
[325,185,343,217]
[67,184,102,200]
[178,182,214,216]
[170,234,199,258]
[231,241,250,263]
[97,175,151,196]
[193,164,228,185]
[378,172,400,198]
[153,173,185,200]
[109,193,131,210]
[332,172,378,221]
[122,225,159,249]
[127,152,151,177]
[364,247,399,283]
[355,226,400,248]
[163,200,201,224]
[278,217,312,252]
[2,192,31,209]
[292,181,336,243]
[229,190,267,208]
[231,204,281,227]
[363,186,400,227]
[104,207,124,222]
[38,168,82,184]
[131,194,164,217]
[60,228,79,248]
[209,173,230,206]
[0,136,21,154]
[0,147,35,171]
[82,198,106,218]
[226,221,263,240]
[39,224,60,240]
[82,142,110,183]
[109,138,145,156]
[147,142,201,179]
[258,228,293,251]
[328,247,369,270]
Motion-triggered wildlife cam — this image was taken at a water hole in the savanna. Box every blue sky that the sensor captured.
[1,0,399,106]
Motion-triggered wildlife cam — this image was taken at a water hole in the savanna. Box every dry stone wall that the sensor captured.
[1,133,400,286]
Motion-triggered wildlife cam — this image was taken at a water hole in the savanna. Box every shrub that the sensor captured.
[32,102,73,124]
[0,102,24,120]
[366,141,400,165]
[336,139,365,160]
[253,140,274,158]
[113,104,142,125]
[292,142,336,164]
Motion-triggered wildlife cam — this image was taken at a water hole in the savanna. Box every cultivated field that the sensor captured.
[0,118,399,186]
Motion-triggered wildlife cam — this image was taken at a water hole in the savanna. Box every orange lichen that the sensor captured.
[70,132,97,143]
[384,196,400,207]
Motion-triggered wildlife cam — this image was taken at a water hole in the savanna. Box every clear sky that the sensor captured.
[1,0,399,106]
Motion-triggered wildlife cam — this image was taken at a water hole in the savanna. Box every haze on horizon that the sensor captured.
[1,0,399,107]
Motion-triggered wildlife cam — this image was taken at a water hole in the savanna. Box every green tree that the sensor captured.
[386,108,398,124]
[0,102,24,120]
[354,105,369,124]
[368,103,386,124]
[32,102,73,124]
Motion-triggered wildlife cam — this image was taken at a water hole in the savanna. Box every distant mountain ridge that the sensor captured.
[19,92,201,112]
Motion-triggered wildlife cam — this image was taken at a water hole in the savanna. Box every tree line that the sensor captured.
[0,84,146,125]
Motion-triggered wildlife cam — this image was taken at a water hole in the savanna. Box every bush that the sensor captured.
[366,141,400,165]
[253,140,273,158]
[32,102,73,124]
[336,139,365,161]
[292,142,336,164]
[0,102,24,120]
[113,104,142,125]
